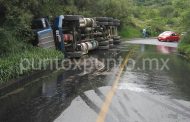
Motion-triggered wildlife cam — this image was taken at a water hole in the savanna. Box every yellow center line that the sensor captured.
[96,49,134,122]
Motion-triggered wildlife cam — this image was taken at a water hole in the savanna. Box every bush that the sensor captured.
[178,30,190,60]
[120,26,141,38]
[0,28,28,56]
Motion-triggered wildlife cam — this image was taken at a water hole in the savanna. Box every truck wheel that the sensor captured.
[66,51,83,58]
[113,19,117,26]
[64,15,82,21]
[95,17,108,22]
[114,40,121,44]
[115,22,120,26]
[99,37,106,42]
[109,44,114,48]
[98,45,109,50]
[108,22,114,26]
[108,17,114,22]
[97,37,105,42]
[96,22,109,26]
[113,36,121,40]
[99,40,109,46]
[114,19,120,26]
[109,39,114,44]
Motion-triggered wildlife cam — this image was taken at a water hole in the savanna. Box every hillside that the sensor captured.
[1,0,190,83]
[124,0,190,37]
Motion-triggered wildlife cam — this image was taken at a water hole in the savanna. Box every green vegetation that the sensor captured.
[129,0,190,59]
[0,0,132,83]
[1,0,190,83]
[128,0,190,36]
[120,26,141,38]
[176,1,190,59]
[0,47,63,84]
[178,31,190,59]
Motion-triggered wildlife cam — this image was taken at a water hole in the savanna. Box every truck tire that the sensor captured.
[95,17,108,22]
[114,40,121,44]
[108,17,113,21]
[109,39,114,44]
[99,40,109,46]
[108,22,114,26]
[116,22,120,26]
[96,22,109,26]
[66,51,83,58]
[109,44,114,48]
[98,45,109,50]
[100,37,106,42]
[97,37,105,42]
[64,15,82,21]
[113,20,116,26]
[113,19,120,26]
[113,36,121,40]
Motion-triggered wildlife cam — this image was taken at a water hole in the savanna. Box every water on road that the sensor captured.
[1,39,190,122]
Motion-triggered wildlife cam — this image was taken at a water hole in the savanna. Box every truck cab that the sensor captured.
[31,18,55,49]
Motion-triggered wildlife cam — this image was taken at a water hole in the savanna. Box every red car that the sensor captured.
[157,31,180,42]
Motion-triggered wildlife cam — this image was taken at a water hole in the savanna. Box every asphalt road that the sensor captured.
[126,38,178,47]
[1,38,190,122]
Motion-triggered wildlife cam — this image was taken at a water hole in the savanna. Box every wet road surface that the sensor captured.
[126,38,178,47]
[1,39,190,122]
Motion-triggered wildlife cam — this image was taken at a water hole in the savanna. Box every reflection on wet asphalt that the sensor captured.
[1,39,190,122]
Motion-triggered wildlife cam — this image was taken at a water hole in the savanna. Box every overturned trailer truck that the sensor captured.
[31,15,121,58]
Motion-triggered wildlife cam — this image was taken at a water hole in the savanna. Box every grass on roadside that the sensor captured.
[0,47,64,84]
[178,31,190,59]
[178,43,190,58]
[120,26,142,39]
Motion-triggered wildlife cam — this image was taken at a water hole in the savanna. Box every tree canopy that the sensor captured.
[0,0,190,55]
